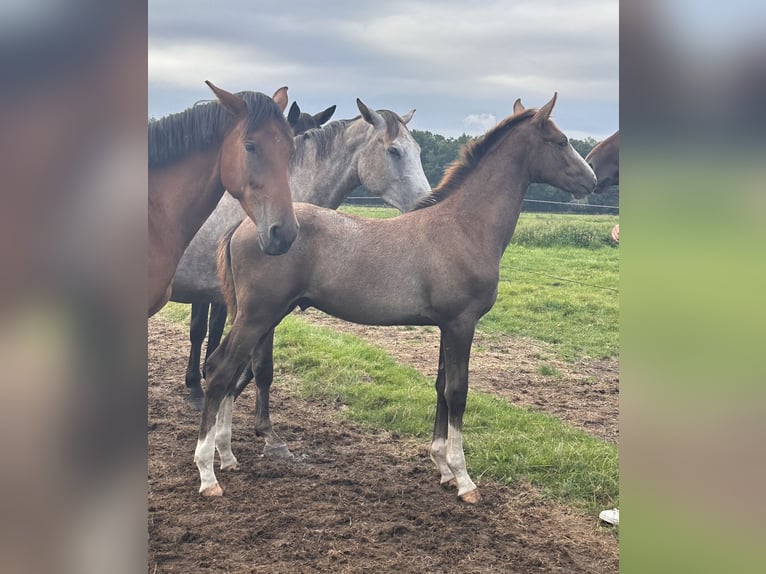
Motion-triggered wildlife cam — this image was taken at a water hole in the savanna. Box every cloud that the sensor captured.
[462,113,498,136]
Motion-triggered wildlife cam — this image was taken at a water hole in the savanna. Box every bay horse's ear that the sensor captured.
[400,109,416,125]
[205,80,247,117]
[531,92,557,127]
[513,98,525,114]
[287,101,301,124]
[357,98,386,130]
[313,105,336,126]
[272,86,289,113]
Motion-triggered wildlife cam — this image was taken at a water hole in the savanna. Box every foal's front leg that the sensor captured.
[194,322,254,496]
[252,329,292,458]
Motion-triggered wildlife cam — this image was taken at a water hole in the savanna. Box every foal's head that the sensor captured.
[355,99,431,212]
[585,130,619,193]
[287,101,336,136]
[514,94,597,198]
[207,81,298,255]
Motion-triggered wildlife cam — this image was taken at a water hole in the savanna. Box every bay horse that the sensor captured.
[171,100,430,408]
[196,94,596,504]
[148,82,298,317]
[585,129,619,193]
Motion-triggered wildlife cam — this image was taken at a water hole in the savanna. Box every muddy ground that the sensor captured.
[149,314,618,573]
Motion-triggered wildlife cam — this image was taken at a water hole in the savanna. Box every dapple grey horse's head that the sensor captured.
[355,99,431,212]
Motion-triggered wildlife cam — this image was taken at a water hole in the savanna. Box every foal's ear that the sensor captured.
[399,109,416,125]
[313,105,336,126]
[513,98,525,114]
[272,86,289,113]
[531,92,557,127]
[357,98,386,130]
[287,101,301,124]
[206,81,247,117]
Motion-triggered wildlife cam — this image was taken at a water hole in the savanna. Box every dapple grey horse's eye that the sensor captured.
[387,146,401,158]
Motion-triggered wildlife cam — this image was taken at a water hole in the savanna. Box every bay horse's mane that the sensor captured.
[291,109,402,166]
[412,108,538,211]
[148,91,291,168]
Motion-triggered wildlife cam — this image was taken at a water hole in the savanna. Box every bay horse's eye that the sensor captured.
[244,142,256,153]
[387,146,401,158]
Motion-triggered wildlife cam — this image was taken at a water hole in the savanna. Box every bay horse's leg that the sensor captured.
[185,302,209,410]
[440,321,480,504]
[252,329,293,458]
[194,320,255,496]
[203,302,228,376]
[429,337,457,489]
[214,394,239,471]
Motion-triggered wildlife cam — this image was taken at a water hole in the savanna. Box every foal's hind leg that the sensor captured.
[214,394,239,471]
[252,329,293,458]
[194,320,256,496]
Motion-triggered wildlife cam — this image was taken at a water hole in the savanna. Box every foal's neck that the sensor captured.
[442,137,530,258]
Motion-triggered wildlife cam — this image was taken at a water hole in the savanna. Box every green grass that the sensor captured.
[273,315,618,513]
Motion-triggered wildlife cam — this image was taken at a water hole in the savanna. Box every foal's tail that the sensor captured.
[217,223,241,321]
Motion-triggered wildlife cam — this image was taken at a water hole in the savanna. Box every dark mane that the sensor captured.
[291,109,403,166]
[412,108,537,211]
[149,91,290,167]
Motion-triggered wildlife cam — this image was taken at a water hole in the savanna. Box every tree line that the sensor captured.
[352,130,619,214]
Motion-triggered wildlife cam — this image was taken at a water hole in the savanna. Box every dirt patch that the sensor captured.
[149,316,617,573]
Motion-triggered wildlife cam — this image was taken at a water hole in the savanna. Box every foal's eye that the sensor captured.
[244,142,256,153]
[387,147,401,158]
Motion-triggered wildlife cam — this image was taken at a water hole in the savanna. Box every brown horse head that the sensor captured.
[206,81,299,255]
[585,130,619,193]
[513,94,597,198]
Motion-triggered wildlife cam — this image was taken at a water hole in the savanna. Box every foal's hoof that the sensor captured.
[200,483,224,497]
[263,444,293,459]
[186,388,204,411]
[459,489,481,505]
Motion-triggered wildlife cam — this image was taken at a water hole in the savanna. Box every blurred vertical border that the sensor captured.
[0,1,147,573]
[621,1,766,572]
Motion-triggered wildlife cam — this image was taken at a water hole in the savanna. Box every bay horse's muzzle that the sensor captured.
[260,220,299,255]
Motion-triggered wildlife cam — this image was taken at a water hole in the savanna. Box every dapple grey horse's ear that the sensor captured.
[287,101,301,124]
[400,109,416,125]
[357,98,386,130]
[206,81,247,117]
[271,86,289,113]
[513,98,525,114]
[313,105,336,126]
[531,92,557,127]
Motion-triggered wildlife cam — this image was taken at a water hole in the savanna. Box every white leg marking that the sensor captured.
[194,425,219,494]
[215,396,239,470]
[429,437,455,484]
[446,424,477,497]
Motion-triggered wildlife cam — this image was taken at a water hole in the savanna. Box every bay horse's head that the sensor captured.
[206,81,298,255]
[585,130,619,193]
[513,94,597,198]
[286,101,336,136]
[355,99,431,212]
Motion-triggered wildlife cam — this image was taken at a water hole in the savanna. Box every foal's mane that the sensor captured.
[148,91,290,167]
[291,109,403,166]
[412,108,537,211]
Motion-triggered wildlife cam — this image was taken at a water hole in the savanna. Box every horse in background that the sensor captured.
[585,130,619,194]
[196,94,596,503]
[148,82,298,316]
[287,101,336,135]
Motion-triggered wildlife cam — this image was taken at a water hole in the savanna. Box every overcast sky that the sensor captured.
[149,0,618,141]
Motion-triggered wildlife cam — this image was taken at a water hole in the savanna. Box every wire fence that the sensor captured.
[342,195,619,214]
